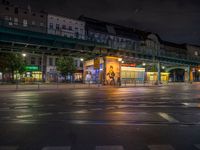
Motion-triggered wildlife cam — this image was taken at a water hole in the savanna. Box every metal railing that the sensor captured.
[0,78,196,91]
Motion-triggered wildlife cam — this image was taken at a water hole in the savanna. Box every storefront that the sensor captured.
[22,66,42,82]
[121,65,145,83]
[84,56,145,85]
[0,72,2,80]
[190,67,200,82]
[74,70,83,82]
[84,58,104,83]
[146,72,169,82]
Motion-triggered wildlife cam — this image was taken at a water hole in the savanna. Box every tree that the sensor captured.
[0,53,9,81]
[0,52,26,82]
[7,53,26,81]
[56,56,76,81]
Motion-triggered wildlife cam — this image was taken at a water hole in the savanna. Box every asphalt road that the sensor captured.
[0,84,200,150]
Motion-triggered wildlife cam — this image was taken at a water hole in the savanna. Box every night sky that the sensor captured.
[10,0,200,45]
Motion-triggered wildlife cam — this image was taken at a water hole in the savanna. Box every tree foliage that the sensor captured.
[0,52,26,81]
[56,56,76,81]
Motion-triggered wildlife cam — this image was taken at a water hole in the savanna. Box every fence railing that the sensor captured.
[0,79,195,91]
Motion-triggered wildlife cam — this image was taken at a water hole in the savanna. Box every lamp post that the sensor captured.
[80,58,84,83]
[118,58,122,86]
[16,53,27,89]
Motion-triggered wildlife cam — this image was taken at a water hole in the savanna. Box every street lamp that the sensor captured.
[162,66,165,69]
[118,58,122,62]
[122,61,124,64]
[22,53,26,57]
[80,58,84,62]
[142,62,146,66]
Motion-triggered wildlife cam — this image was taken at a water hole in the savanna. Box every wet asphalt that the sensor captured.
[0,84,200,150]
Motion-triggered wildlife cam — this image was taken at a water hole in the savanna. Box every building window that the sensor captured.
[14,18,18,25]
[32,21,35,26]
[195,51,198,56]
[69,26,72,30]
[40,22,44,27]
[75,60,78,67]
[49,23,53,29]
[49,58,53,66]
[14,7,18,14]
[56,24,60,30]
[38,57,42,65]
[62,25,66,30]
[8,17,13,26]
[4,16,9,21]
[23,19,28,27]
[55,58,58,65]
[31,57,35,65]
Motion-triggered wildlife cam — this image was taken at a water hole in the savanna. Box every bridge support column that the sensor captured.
[188,65,191,82]
[157,61,161,84]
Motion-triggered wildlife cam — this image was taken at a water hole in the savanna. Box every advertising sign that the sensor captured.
[94,58,100,69]
[105,57,120,85]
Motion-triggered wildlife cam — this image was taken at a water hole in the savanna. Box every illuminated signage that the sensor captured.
[121,63,136,67]
[25,66,39,71]
[121,67,145,72]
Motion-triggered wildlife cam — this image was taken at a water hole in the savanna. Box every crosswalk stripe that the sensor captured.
[195,144,200,149]
[42,146,71,150]
[148,145,175,150]
[158,112,179,123]
[95,145,124,150]
[0,146,18,150]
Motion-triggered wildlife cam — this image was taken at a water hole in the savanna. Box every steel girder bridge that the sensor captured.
[0,25,200,68]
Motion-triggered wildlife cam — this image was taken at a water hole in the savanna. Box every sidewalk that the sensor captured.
[0,82,196,91]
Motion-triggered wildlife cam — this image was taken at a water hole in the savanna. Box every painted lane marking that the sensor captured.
[195,144,200,149]
[182,103,200,107]
[14,106,29,109]
[158,113,179,123]
[95,145,124,150]
[57,110,88,114]
[90,108,103,111]
[37,113,53,116]
[148,145,175,150]
[16,114,33,119]
[42,146,71,150]
[0,146,18,150]
[112,112,148,115]
[106,107,115,110]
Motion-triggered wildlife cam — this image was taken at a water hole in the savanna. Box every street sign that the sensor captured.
[94,58,100,69]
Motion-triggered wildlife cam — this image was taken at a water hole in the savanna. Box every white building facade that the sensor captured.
[47,14,85,40]
[46,56,83,82]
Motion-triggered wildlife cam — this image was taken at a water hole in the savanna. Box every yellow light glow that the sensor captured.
[121,67,145,72]
[118,58,122,62]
